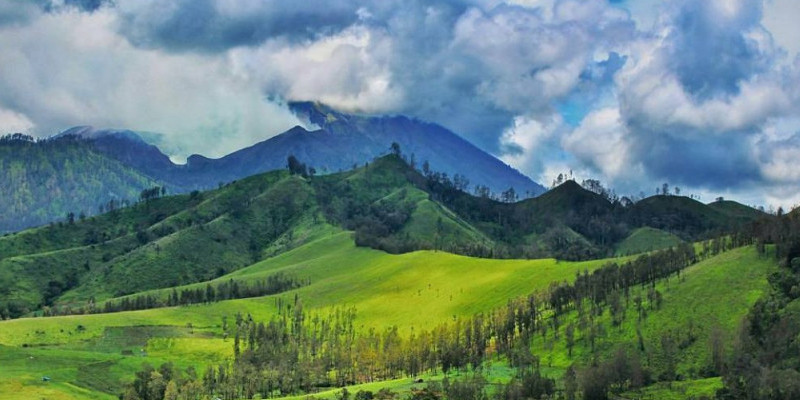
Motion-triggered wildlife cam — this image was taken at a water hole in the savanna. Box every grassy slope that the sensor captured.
[529,246,771,382]
[0,239,772,399]
[615,227,684,256]
[0,233,626,399]
[400,190,493,247]
[708,200,766,221]
[0,171,319,313]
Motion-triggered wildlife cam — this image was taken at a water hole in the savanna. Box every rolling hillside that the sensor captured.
[0,152,783,399]
[0,156,490,317]
[0,235,774,399]
[0,134,160,234]
[615,227,684,256]
[0,154,767,318]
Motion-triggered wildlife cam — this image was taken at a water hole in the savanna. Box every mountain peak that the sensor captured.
[285,125,312,135]
[56,126,146,144]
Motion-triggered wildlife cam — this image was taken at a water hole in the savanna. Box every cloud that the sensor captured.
[602,0,800,201]
[562,107,635,180]
[0,7,303,160]
[0,0,41,27]
[666,0,772,99]
[114,0,369,52]
[0,107,34,133]
[1,0,800,207]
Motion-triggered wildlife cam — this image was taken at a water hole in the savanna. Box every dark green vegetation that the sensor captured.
[0,134,158,233]
[48,272,307,316]
[716,211,800,399]
[0,168,313,318]
[0,153,763,319]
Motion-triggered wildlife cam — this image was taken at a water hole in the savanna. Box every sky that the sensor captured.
[1,0,799,209]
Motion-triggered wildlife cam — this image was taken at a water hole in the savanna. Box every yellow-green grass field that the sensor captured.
[0,234,772,399]
[526,246,772,382]
[0,232,624,399]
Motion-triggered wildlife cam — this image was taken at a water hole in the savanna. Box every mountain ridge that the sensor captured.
[0,153,767,318]
[60,104,546,198]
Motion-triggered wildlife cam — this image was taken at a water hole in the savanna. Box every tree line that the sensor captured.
[40,273,306,317]
[717,210,800,399]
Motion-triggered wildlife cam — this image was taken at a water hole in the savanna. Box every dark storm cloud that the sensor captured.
[631,124,761,189]
[112,0,488,52]
[667,0,771,99]
[115,0,367,52]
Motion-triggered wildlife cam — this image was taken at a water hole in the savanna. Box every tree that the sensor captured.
[710,324,726,375]
[163,380,179,400]
[564,365,578,400]
[501,187,517,203]
[390,142,401,156]
[287,155,308,177]
[565,323,575,357]
[662,183,669,196]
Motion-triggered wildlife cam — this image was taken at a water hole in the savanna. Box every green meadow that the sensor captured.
[0,228,774,399]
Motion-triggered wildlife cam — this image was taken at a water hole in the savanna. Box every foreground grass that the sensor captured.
[621,377,723,400]
[529,246,772,381]
[0,233,624,398]
[0,239,772,399]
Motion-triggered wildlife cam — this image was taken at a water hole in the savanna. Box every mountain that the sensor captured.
[0,134,159,233]
[68,103,545,195]
[1,104,547,233]
[57,126,178,185]
[287,101,545,196]
[0,154,767,317]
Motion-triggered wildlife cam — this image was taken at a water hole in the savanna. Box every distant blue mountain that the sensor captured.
[72,103,546,196]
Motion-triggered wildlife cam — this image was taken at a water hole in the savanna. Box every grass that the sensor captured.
[615,227,684,256]
[528,246,772,380]
[0,233,627,398]
[0,236,774,399]
[621,377,722,400]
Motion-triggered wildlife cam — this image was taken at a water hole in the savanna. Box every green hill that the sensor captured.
[0,135,160,233]
[708,199,767,221]
[627,195,745,239]
[0,153,778,399]
[0,155,767,319]
[0,170,314,317]
[0,155,495,317]
[615,227,684,256]
[0,237,773,399]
